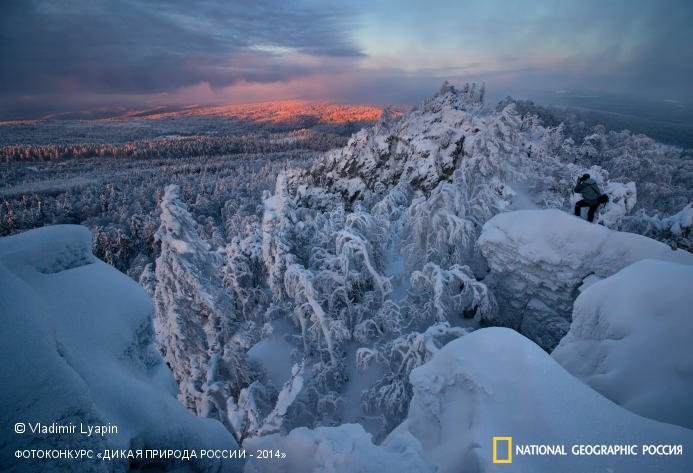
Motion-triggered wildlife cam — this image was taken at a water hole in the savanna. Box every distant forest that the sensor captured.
[498,97,693,151]
[3,97,690,165]
[0,100,394,162]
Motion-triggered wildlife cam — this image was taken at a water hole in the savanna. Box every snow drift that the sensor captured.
[387,327,693,473]
[478,209,693,350]
[243,423,434,473]
[0,225,243,472]
[552,259,693,430]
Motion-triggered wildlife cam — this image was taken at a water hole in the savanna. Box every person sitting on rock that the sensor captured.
[574,173,602,222]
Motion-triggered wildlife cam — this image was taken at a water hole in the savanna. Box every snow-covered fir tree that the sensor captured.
[152,184,256,427]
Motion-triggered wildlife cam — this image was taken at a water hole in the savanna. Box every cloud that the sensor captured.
[0,0,362,98]
[1,0,691,119]
[353,0,693,101]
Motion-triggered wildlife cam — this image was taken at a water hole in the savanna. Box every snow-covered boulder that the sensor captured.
[478,209,693,350]
[0,225,243,472]
[386,327,693,473]
[243,423,434,473]
[552,259,693,430]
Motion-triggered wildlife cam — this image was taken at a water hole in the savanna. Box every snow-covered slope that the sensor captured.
[478,209,693,350]
[386,327,693,473]
[0,225,243,473]
[552,259,693,430]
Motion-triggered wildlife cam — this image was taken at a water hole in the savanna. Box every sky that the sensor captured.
[1,0,691,119]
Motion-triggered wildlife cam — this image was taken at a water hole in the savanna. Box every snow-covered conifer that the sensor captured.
[222,232,267,320]
[152,184,256,424]
[261,173,298,300]
[284,264,350,386]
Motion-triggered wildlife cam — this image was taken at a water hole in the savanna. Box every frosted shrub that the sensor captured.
[357,322,472,438]
[410,262,497,323]
[596,181,637,229]
[228,363,305,442]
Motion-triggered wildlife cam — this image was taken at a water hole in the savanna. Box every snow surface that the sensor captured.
[244,327,693,473]
[478,209,693,350]
[506,181,541,211]
[552,259,693,430]
[0,225,243,472]
[243,423,434,473]
[386,327,693,473]
[247,318,296,391]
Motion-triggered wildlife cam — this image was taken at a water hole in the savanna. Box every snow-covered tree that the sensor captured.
[401,168,509,275]
[152,184,256,425]
[261,173,298,301]
[284,264,350,387]
[222,230,267,321]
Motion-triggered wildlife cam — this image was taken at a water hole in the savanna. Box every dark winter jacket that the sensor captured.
[574,178,601,205]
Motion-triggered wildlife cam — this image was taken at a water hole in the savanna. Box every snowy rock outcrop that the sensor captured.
[478,209,693,350]
[290,82,523,206]
[0,225,243,472]
[385,327,693,473]
[552,259,693,430]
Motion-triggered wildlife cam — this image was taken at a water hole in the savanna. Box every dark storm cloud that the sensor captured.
[0,0,362,98]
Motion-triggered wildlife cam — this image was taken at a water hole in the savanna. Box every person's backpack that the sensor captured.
[589,182,609,204]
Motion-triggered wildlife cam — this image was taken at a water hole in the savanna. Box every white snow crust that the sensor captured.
[386,327,693,473]
[478,209,693,350]
[0,225,243,472]
[552,259,693,430]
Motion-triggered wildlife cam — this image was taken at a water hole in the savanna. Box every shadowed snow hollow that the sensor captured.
[552,259,693,430]
[0,225,243,473]
[478,209,693,350]
[386,327,693,473]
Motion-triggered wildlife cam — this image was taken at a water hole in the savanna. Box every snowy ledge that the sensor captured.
[0,225,243,473]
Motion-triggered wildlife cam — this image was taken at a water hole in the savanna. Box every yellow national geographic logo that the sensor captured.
[493,437,512,463]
